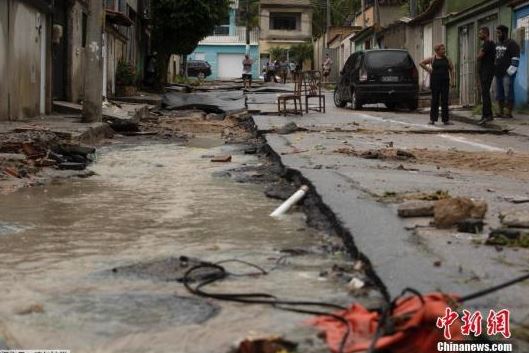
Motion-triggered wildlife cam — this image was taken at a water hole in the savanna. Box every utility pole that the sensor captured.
[82,0,104,123]
[361,0,366,28]
[245,0,250,54]
[372,0,380,48]
[410,0,417,18]
[326,0,331,48]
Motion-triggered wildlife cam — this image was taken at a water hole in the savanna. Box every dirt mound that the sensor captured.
[410,149,529,180]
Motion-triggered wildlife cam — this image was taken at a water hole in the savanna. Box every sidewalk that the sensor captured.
[420,106,529,137]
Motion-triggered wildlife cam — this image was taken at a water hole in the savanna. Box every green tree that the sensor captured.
[289,42,314,69]
[311,0,361,38]
[151,0,231,86]
[269,47,288,61]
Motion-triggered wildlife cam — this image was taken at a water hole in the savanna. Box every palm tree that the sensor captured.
[289,42,314,69]
[269,47,288,61]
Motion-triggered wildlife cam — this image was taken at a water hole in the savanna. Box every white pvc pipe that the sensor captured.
[270,185,309,218]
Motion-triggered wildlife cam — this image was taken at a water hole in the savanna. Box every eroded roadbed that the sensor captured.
[253,107,529,347]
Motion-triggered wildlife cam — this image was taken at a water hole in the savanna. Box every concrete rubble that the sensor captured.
[433,197,488,228]
[397,200,436,217]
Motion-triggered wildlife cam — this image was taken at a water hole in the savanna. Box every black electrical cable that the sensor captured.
[183,256,529,353]
[459,272,529,303]
[182,260,353,353]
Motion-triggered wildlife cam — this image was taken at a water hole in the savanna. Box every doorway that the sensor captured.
[52,0,67,100]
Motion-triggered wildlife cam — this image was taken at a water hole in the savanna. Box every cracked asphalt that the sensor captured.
[252,92,529,345]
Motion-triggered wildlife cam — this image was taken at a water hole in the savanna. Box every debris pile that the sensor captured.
[141,109,254,143]
[0,130,96,193]
[433,197,487,229]
[487,209,529,248]
[397,196,488,232]
[335,147,416,160]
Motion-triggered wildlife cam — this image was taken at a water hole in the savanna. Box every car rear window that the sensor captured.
[365,51,413,69]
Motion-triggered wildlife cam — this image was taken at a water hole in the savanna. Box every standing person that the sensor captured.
[280,59,289,84]
[322,54,333,82]
[242,54,253,89]
[477,27,496,125]
[289,61,297,82]
[267,61,278,83]
[420,43,456,125]
[274,60,281,83]
[494,25,520,119]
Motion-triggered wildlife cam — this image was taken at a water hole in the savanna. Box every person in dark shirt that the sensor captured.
[477,27,496,125]
[420,43,456,125]
[494,25,521,119]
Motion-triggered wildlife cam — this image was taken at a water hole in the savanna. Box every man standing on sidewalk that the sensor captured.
[242,55,253,89]
[494,25,520,119]
[477,27,496,125]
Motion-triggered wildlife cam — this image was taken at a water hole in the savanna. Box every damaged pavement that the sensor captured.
[253,97,529,348]
[1,83,529,352]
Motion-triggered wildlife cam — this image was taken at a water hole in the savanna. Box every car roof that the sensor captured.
[363,49,409,54]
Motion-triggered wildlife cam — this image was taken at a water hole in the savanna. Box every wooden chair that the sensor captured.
[303,70,326,113]
[277,72,303,116]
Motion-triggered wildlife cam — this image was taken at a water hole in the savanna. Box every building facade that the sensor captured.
[258,0,313,62]
[189,1,259,80]
[444,0,512,106]
[104,0,151,97]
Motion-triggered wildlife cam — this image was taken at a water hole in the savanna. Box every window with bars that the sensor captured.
[270,12,300,31]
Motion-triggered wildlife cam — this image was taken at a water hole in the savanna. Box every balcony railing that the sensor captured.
[200,26,259,45]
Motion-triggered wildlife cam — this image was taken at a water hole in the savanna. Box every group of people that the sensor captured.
[419,24,520,125]
[242,55,300,88]
[262,60,299,84]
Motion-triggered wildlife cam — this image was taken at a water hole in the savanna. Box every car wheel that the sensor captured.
[407,100,418,111]
[385,102,397,110]
[334,87,347,108]
[351,89,362,110]
[198,72,206,79]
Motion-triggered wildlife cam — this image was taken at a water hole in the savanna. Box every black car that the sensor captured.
[334,49,419,110]
[187,60,212,79]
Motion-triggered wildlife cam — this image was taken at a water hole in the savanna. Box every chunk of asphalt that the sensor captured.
[457,218,484,234]
[109,256,216,282]
[277,122,299,135]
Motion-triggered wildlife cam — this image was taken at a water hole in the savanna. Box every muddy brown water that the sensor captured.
[0,136,357,353]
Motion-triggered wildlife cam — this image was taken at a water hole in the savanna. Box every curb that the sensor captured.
[448,112,505,131]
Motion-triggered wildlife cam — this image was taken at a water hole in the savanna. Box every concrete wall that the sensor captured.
[0,1,9,119]
[106,30,127,96]
[1,1,48,121]
[191,44,260,80]
[167,54,181,83]
[354,7,374,27]
[379,5,406,28]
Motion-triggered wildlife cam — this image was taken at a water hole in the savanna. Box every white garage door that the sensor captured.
[218,53,245,79]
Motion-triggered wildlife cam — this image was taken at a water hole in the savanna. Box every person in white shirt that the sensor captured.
[322,54,333,82]
[242,55,253,89]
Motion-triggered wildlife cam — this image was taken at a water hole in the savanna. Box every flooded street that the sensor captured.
[0,137,357,353]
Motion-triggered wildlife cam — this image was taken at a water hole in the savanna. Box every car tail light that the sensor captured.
[410,66,418,80]
[359,69,368,82]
